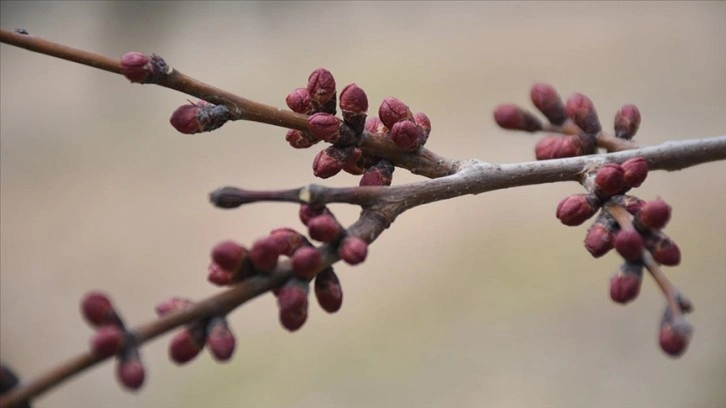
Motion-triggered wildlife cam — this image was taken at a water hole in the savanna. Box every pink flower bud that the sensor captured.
[291,246,323,279]
[594,163,625,198]
[207,263,233,286]
[308,113,341,143]
[364,116,387,136]
[286,88,312,114]
[169,328,203,365]
[269,228,306,256]
[314,267,343,313]
[250,237,280,272]
[609,268,641,304]
[120,52,152,83]
[359,159,394,186]
[299,204,327,226]
[338,236,368,265]
[169,104,202,134]
[307,68,336,106]
[206,318,236,362]
[650,237,680,266]
[614,104,641,140]
[313,146,359,179]
[566,93,601,135]
[584,222,614,258]
[535,135,582,160]
[493,104,543,132]
[90,325,124,357]
[81,291,117,327]
[116,355,145,391]
[339,83,368,114]
[285,129,317,149]
[390,120,422,152]
[659,319,691,357]
[530,83,567,125]
[414,112,431,145]
[614,229,644,261]
[556,194,599,226]
[211,240,247,272]
[277,280,309,332]
[621,157,649,188]
[637,199,671,230]
[378,97,413,129]
[307,214,342,242]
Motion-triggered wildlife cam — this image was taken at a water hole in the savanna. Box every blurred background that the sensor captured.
[1,2,725,407]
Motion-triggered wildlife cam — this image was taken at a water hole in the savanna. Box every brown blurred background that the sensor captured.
[1,2,725,407]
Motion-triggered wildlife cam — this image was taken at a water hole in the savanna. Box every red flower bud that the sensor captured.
[359,159,394,186]
[584,222,614,258]
[614,229,644,261]
[566,93,601,135]
[659,319,691,357]
[338,236,368,265]
[621,157,649,188]
[90,325,124,357]
[313,146,359,179]
[277,280,309,332]
[315,267,343,313]
[211,240,247,272]
[170,104,202,134]
[207,262,233,286]
[620,195,646,215]
[120,52,152,83]
[155,297,194,317]
[364,116,387,136]
[493,104,543,132]
[81,291,117,327]
[250,237,280,272]
[299,204,327,226]
[307,214,342,242]
[206,318,236,362]
[340,83,368,114]
[609,266,642,304]
[307,68,336,106]
[637,199,671,230]
[378,97,413,129]
[650,237,680,266]
[169,327,204,365]
[291,246,323,279]
[556,194,599,226]
[308,112,341,143]
[269,228,306,256]
[116,355,145,391]
[414,112,432,145]
[535,135,583,160]
[390,120,422,152]
[614,104,641,140]
[594,163,625,198]
[285,129,317,149]
[530,83,567,125]
[286,88,312,114]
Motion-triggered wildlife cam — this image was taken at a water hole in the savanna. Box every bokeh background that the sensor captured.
[1,2,725,407]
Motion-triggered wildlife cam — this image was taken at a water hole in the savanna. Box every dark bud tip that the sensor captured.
[315,267,343,313]
[339,236,368,265]
[609,269,641,304]
[378,97,413,129]
[566,93,601,135]
[81,291,116,327]
[286,88,313,114]
[340,83,369,114]
[277,280,309,332]
[614,229,645,261]
[307,68,336,106]
[120,52,152,83]
[584,222,614,258]
[206,319,236,362]
[556,194,599,226]
[594,163,625,198]
[530,83,567,125]
[614,104,641,140]
[307,213,342,242]
[169,104,202,134]
[637,199,671,230]
[308,112,341,143]
[250,237,280,272]
[659,319,691,357]
[621,157,649,188]
[90,325,125,357]
[493,104,543,132]
[116,357,145,391]
[390,120,423,152]
[291,246,323,279]
[169,328,203,365]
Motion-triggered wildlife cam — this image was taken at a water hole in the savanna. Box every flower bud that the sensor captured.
[390,120,422,152]
[155,297,194,317]
[340,83,368,114]
[659,318,691,357]
[308,112,341,143]
[269,227,306,256]
[364,116,387,136]
[120,52,152,83]
[619,195,645,215]
[493,104,543,132]
[614,229,644,261]
[116,354,145,391]
[90,325,125,357]
[277,279,309,332]
[313,146,359,179]
[307,68,336,107]
[207,263,233,286]
[649,236,680,266]
[206,318,236,362]
[338,236,368,265]
[285,129,317,149]
[211,240,247,272]
[359,159,394,186]
[566,93,601,135]
[378,97,413,129]
[594,163,625,198]
[621,157,648,188]
[636,199,671,230]
[315,267,343,313]
[169,327,204,365]
[535,135,582,160]
[250,237,280,272]
[584,222,614,258]
[530,83,567,125]
[556,194,599,226]
[291,246,323,279]
[609,262,642,304]
[286,88,313,114]
[614,104,641,140]
[81,291,118,327]
[307,213,343,242]
[414,112,432,145]
[299,204,327,226]
[170,102,230,134]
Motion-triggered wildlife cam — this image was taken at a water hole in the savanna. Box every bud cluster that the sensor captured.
[494,83,642,160]
[79,291,145,390]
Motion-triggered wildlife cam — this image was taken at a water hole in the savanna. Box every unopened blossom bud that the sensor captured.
[286,88,313,114]
[338,236,368,265]
[619,195,646,215]
[315,267,343,313]
[621,157,649,188]
[155,297,194,317]
[120,52,153,83]
[493,104,543,132]
[614,104,641,140]
[614,229,644,261]
[390,120,422,152]
[81,291,118,327]
[207,263,233,286]
[594,163,625,198]
[378,97,413,129]
[211,241,247,272]
[206,318,236,362]
[269,228,306,256]
[250,237,280,272]
[636,199,671,230]
[313,146,359,179]
[584,221,614,258]
[286,129,317,149]
[277,279,309,332]
[359,159,394,186]
[169,327,204,365]
[530,83,567,125]
[659,318,691,357]
[299,204,327,226]
[307,68,336,107]
[116,353,145,391]
[291,246,323,279]
[556,194,599,226]
[340,83,368,114]
[364,116,387,136]
[308,112,341,143]
[649,236,681,266]
[566,93,601,135]
[414,112,432,145]
[535,135,582,160]
[307,213,343,242]
[609,262,643,304]
[170,102,230,134]
[90,325,125,357]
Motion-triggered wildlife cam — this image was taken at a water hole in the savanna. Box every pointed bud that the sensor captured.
[637,199,671,230]
[614,229,644,261]
[286,88,313,114]
[120,52,153,83]
[315,267,343,313]
[659,318,691,357]
[211,241,247,272]
[360,159,394,186]
[307,68,336,107]
[390,120,422,152]
[291,246,323,279]
[206,318,236,362]
[170,102,230,134]
[584,221,614,258]
[313,146,359,179]
[530,83,567,125]
[307,214,343,242]
[493,104,543,132]
[169,327,204,365]
[250,237,280,272]
[414,112,432,145]
[614,104,641,140]
[609,262,643,304]
[535,135,583,160]
[340,83,368,114]
[621,157,649,188]
[594,163,625,198]
[338,236,368,265]
[81,291,118,327]
[307,112,341,143]
[277,279,309,332]
[556,194,599,226]
[285,129,317,149]
[90,325,124,357]
[116,354,145,391]
[378,97,413,129]
[566,93,601,135]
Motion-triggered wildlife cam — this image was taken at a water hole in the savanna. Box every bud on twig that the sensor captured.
[566,93,601,135]
[614,229,645,261]
[338,236,368,265]
[206,317,236,362]
[277,278,309,332]
[614,104,641,140]
[116,351,145,391]
[169,102,230,134]
[307,68,336,109]
[610,261,643,304]
[286,88,313,114]
[556,194,599,226]
[594,163,625,198]
[621,157,648,188]
[378,97,412,129]
[530,83,567,125]
[493,104,543,132]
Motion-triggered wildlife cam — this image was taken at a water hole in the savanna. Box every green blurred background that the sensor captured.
[1,1,725,407]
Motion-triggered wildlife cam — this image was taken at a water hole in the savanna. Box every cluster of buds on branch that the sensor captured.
[1,28,724,408]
